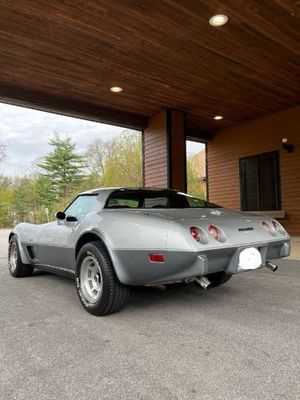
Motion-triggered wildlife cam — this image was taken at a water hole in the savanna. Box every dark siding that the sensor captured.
[240,157,259,211]
[240,152,280,211]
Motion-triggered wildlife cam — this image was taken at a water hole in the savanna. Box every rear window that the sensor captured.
[106,197,139,208]
[105,189,221,209]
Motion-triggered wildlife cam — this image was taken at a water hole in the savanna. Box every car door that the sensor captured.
[34,195,98,270]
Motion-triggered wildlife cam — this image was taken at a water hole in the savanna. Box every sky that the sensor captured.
[0,102,204,177]
[186,140,205,158]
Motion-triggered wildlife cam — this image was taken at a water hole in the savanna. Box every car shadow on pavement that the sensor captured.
[26,268,237,313]
[126,282,237,313]
[33,269,51,276]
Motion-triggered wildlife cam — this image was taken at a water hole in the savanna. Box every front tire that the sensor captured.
[75,241,130,316]
[8,236,33,278]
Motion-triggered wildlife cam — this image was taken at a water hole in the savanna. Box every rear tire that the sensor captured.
[8,236,34,278]
[75,241,130,316]
[207,271,232,288]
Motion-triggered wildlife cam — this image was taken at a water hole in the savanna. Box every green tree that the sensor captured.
[186,159,205,199]
[35,175,56,208]
[38,134,86,199]
[0,176,14,227]
[0,131,142,227]
[85,131,142,188]
[34,175,58,221]
[12,177,37,223]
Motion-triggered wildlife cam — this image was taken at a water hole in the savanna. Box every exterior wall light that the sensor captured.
[282,137,294,153]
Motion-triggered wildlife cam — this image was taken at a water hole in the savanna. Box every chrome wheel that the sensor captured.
[9,242,18,272]
[76,242,130,315]
[80,255,103,303]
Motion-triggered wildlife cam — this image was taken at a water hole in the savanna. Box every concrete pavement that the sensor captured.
[0,229,299,399]
[288,236,300,260]
[0,229,10,259]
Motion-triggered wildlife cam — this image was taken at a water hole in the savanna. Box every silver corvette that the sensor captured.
[8,187,291,315]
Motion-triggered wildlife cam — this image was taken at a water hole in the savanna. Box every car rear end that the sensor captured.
[166,210,290,279]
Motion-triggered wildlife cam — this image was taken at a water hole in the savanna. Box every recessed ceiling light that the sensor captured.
[214,115,223,120]
[110,86,123,93]
[209,14,228,27]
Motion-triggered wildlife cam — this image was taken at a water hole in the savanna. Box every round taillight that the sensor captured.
[190,226,208,244]
[262,221,276,236]
[272,220,286,234]
[190,226,199,241]
[208,224,219,240]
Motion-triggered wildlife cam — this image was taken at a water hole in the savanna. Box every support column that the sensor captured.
[143,109,186,191]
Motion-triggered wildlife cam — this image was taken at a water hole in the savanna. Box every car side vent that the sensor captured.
[27,246,36,259]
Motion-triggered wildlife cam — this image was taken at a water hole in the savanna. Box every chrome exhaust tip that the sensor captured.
[265,260,278,272]
[194,276,211,290]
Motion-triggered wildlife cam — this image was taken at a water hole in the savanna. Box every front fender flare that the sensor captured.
[9,230,32,265]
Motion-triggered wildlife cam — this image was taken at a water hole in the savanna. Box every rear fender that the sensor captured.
[166,221,196,251]
[76,228,127,284]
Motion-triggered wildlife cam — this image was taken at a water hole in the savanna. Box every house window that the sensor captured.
[239,151,281,211]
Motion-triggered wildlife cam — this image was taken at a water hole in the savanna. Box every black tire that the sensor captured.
[75,241,130,316]
[206,271,232,288]
[8,236,34,278]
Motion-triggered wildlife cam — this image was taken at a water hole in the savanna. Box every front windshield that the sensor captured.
[105,189,221,209]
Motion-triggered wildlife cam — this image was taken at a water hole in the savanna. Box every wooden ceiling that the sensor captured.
[0,0,299,134]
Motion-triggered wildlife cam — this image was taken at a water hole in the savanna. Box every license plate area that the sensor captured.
[238,247,262,271]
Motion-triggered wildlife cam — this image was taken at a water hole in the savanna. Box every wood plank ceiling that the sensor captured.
[0,0,299,134]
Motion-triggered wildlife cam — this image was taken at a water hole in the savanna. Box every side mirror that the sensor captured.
[56,211,66,220]
[66,215,78,222]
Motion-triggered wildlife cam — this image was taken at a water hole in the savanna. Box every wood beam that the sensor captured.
[0,84,148,130]
[186,130,212,142]
[143,109,186,192]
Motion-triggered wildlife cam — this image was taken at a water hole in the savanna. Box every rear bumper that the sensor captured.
[209,239,290,275]
[112,239,290,285]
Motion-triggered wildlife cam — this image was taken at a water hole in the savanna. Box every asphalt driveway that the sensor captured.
[0,229,299,400]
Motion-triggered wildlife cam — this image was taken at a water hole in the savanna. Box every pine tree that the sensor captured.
[38,134,85,199]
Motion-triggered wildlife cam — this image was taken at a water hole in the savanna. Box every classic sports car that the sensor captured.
[8,187,291,315]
